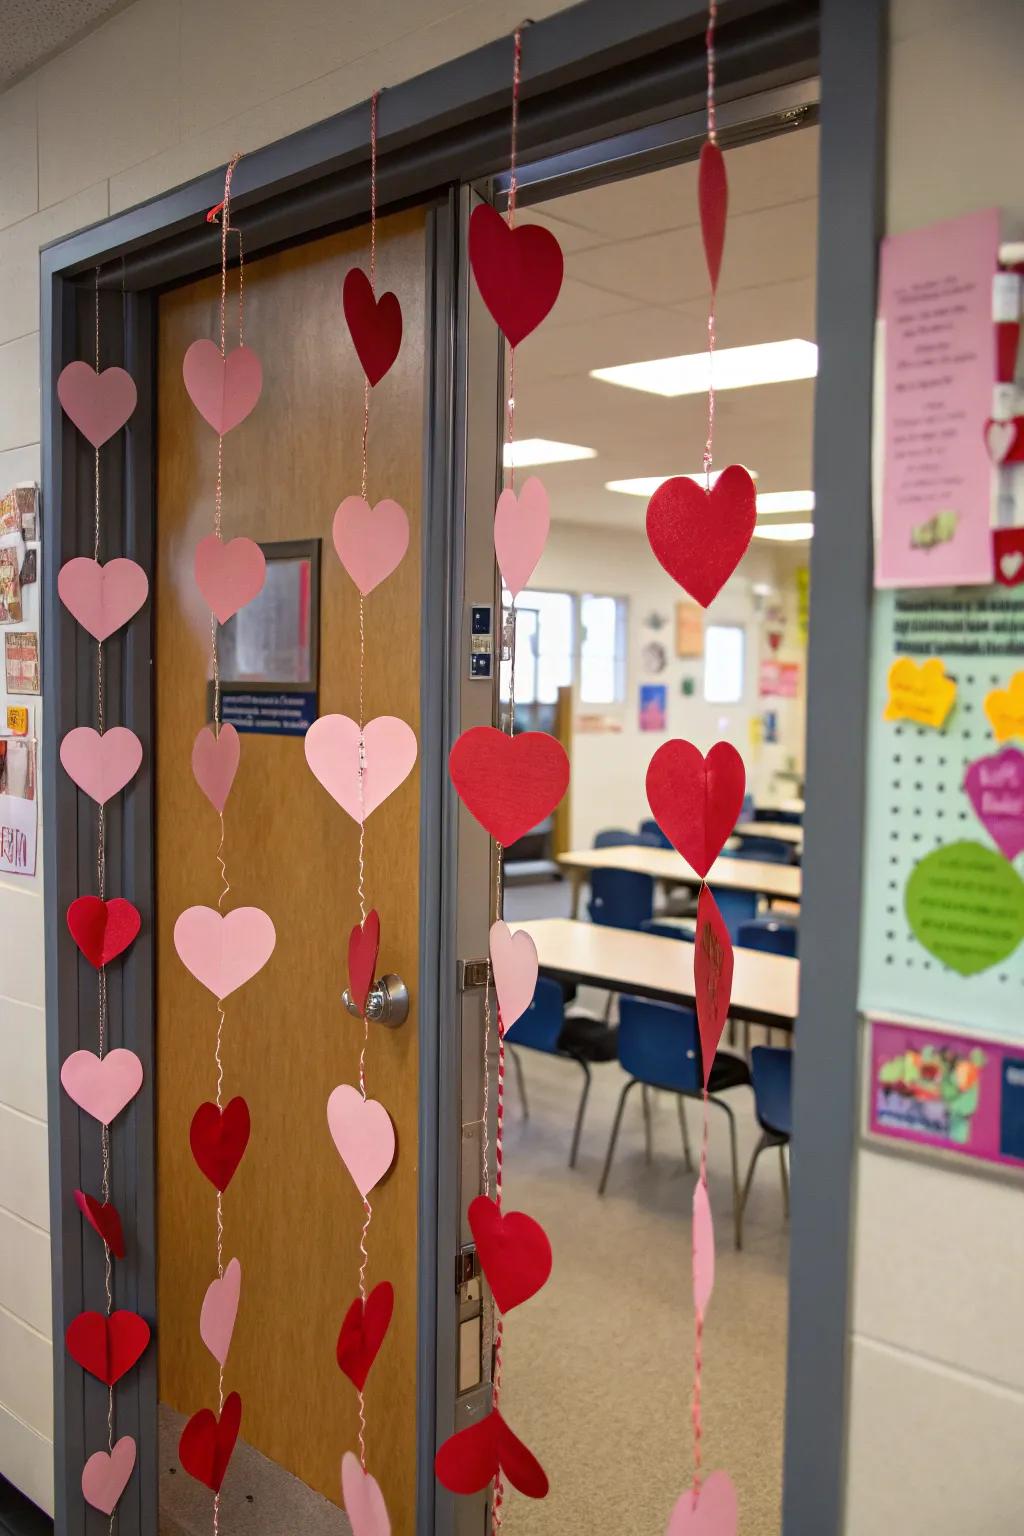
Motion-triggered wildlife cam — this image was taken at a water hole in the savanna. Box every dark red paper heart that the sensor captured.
[468,1195,551,1314]
[65,1309,150,1386]
[646,463,757,608]
[343,268,402,387]
[646,739,745,879]
[74,1190,126,1260]
[698,142,728,291]
[67,896,141,969]
[468,203,564,347]
[449,728,570,848]
[179,1391,242,1493]
[336,1280,394,1392]
[347,910,381,1017]
[434,1406,548,1499]
[994,528,1024,587]
[694,885,734,1085]
[189,1096,251,1192]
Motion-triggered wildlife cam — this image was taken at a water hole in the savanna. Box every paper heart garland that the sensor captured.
[74,1191,126,1260]
[182,341,262,434]
[646,465,757,608]
[646,739,745,878]
[493,477,550,599]
[449,727,570,848]
[179,1391,242,1493]
[984,417,1021,464]
[174,905,276,999]
[994,529,1024,587]
[468,203,564,347]
[964,747,1024,861]
[333,496,410,595]
[434,1406,548,1499]
[665,1471,738,1536]
[67,896,141,969]
[200,1257,241,1368]
[489,920,538,1028]
[190,1097,251,1191]
[57,361,137,447]
[304,713,418,823]
[343,268,403,387]
[66,1309,150,1386]
[698,142,728,292]
[58,557,149,641]
[692,1179,715,1316]
[61,1048,143,1126]
[336,1280,394,1392]
[348,910,381,1017]
[81,1436,137,1516]
[191,722,241,813]
[60,726,143,806]
[468,1195,552,1314]
[194,533,266,624]
[341,1451,391,1536]
[694,886,734,1085]
[327,1084,396,1198]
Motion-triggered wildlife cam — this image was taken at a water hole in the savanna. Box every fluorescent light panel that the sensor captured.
[606,470,759,497]
[503,438,596,467]
[591,339,818,397]
[753,521,814,542]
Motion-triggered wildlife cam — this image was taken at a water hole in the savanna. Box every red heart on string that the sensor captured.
[468,203,564,347]
[698,142,728,292]
[646,739,745,878]
[336,1280,394,1391]
[449,728,570,848]
[178,1392,242,1493]
[74,1191,126,1260]
[994,528,1024,587]
[67,896,141,969]
[65,1310,150,1386]
[467,1196,552,1314]
[347,910,381,1017]
[189,1097,251,1192]
[343,269,403,386]
[694,886,734,1085]
[434,1406,548,1499]
[646,464,757,608]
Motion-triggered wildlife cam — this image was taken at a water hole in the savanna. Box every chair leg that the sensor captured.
[676,1095,693,1172]
[641,1084,654,1165]
[779,1141,790,1218]
[740,1131,770,1224]
[509,1048,529,1120]
[598,1078,639,1196]
[707,1095,743,1250]
[568,1058,592,1170]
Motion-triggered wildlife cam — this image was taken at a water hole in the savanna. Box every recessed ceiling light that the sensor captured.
[591,339,818,397]
[753,522,814,542]
[606,469,759,497]
[503,438,597,467]
[756,491,815,515]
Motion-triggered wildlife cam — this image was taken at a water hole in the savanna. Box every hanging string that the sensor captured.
[702,0,718,490]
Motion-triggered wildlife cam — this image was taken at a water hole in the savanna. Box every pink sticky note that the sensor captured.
[194,533,266,624]
[81,1435,137,1516]
[489,921,539,1028]
[692,1179,715,1316]
[333,496,410,595]
[60,726,143,806]
[173,906,276,999]
[182,340,262,434]
[665,1471,738,1536]
[964,746,1024,860]
[494,476,550,599]
[327,1084,395,1198]
[341,1451,391,1536]
[304,714,417,824]
[200,1257,241,1368]
[191,723,241,813]
[57,362,137,447]
[58,558,149,641]
[61,1049,143,1126]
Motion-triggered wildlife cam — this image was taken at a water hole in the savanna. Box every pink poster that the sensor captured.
[759,660,800,698]
[876,207,998,587]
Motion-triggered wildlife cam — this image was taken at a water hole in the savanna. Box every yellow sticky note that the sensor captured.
[984,671,1024,742]
[6,706,28,735]
[884,657,956,729]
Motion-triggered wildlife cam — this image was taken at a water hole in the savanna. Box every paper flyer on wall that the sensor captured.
[0,718,38,877]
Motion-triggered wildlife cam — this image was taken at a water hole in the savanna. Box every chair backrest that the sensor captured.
[503,975,563,1054]
[618,996,703,1094]
[706,887,758,941]
[751,1045,793,1137]
[727,835,795,864]
[736,917,799,958]
[588,868,654,930]
[594,828,647,848]
[639,818,674,850]
[641,919,695,942]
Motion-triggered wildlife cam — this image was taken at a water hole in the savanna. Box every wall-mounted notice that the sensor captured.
[0,733,37,877]
[876,207,998,588]
[759,660,800,698]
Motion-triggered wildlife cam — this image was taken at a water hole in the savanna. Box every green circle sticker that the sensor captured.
[905,840,1024,976]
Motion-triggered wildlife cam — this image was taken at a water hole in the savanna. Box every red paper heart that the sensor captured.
[467,1196,551,1314]
[468,203,564,347]
[74,1191,126,1260]
[67,896,141,969]
[646,739,745,878]
[343,269,402,386]
[694,886,734,1084]
[449,728,569,848]
[66,1310,150,1386]
[994,528,1024,587]
[348,910,381,1017]
[190,1097,251,1192]
[646,464,757,608]
[434,1406,548,1499]
[179,1391,242,1493]
[698,142,728,292]
[336,1280,394,1392]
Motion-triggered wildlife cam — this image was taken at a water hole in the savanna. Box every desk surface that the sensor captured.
[734,820,803,847]
[558,844,802,902]
[517,917,799,1028]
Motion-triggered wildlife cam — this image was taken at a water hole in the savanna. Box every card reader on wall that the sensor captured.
[470,604,493,680]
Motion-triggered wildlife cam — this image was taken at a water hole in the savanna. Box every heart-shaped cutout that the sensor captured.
[646,465,757,608]
[81,1435,136,1515]
[57,362,137,447]
[493,476,550,599]
[66,1309,150,1386]
[305,714,418,824]
[665,1471,738,1535]
[984,417,1020,464]
[692,1178,715,1316]
[646,739,745,878]
[194,534,266,624]
[694,886,734,1084]
[336,1280,394,1392]
[74,1191,126,1259]
[341,1450,391,1536]
[67,896,141,969]
[906,840,1024,975]
[984,671,1024,742]
[190,1097,251,1191]
[489,921,538,1028]
[343,268,403,386]
[434,1406,548,1499]
[327,1084,395,1198]
[698,142,728,292]
[964,747,1024,861]
[348,910,381,1017]
[469,203,564,347]
[995,529,1024,588]
[191,722,241,813]
[58,557,149,641]
[60,726,143,806]
[333,496,410,595]
[468,1195,552,1313]
[183,341,262,434]
[173,905,276,999]
[178,1391,242,1492]
[61,1048,143,1126]
[200,1257,241,1367]
[449,728,569,848]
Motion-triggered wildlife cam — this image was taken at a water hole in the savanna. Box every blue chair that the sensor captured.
[754,806,802,826]
[736,917,799,958]
[639,818,673,850]
[708,888,758,942]
[740,1046,793,1234]
[597,996,750,1248]
[593,828,661,849]
[588,868,654,930]
[641,918,695,941]
[505,977,617,1166]
[726,834,795,864]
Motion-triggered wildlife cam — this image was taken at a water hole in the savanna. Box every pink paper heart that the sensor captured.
[58,558,149,641]
[327,1084,395,1198]
[57,362,137,447]
[489,921,539,1028]
[493,476,550,599]
[200,1257,241,1367]
[191,724,241,813]
[182,340,263,434]
[60,726,143,805]
[333,496,410,596]
[304,714,417,824]
[665,1471,738,1536]
[61,1049,144,1126]
[692,1179,715,1316]
[341,1451,391,1536]
[81,1435,137,1515]
[173,906,276,1000]
[194,534,266,624]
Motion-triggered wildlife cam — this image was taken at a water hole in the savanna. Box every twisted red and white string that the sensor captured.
[702,0,718,489]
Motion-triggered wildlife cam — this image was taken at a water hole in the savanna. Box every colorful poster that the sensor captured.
[0,735,37,877]
[675,602,703,658]
[638,683,666,732]
[5,631,40,694]
[0,547,22,623]
[759,660,800,698]
[876,207,998,587]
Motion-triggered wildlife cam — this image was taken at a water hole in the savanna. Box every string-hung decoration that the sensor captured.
[439,28,568,1528]
[57,269,149,1522]
[172,152,277,1519]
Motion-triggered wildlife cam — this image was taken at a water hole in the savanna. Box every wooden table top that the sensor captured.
[557,844,802,902]
[734,820,803,847]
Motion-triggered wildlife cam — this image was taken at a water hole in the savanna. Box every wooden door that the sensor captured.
[154,211,425,1527]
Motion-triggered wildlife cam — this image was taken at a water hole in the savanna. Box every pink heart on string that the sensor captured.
[57,362,137,447]
[332,496,410,595]
[665,1471,738,1536]
[182,340,263,434]
[173,906,276,999]
[341,1451,391,1536]
[81,1435,137,1516]
[58,558,149,641]
[304,714,417,824]
[693,1179,715,1316]
[493,476,550,598]
[327,1084,395,1198]
[60,1049,143,1126]
[60,727,143,806]
[194,534,266,624]
[191,723,241,813]
[489,921,538,1028]
[698,142,728,292]
[200,1257,241,1367]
